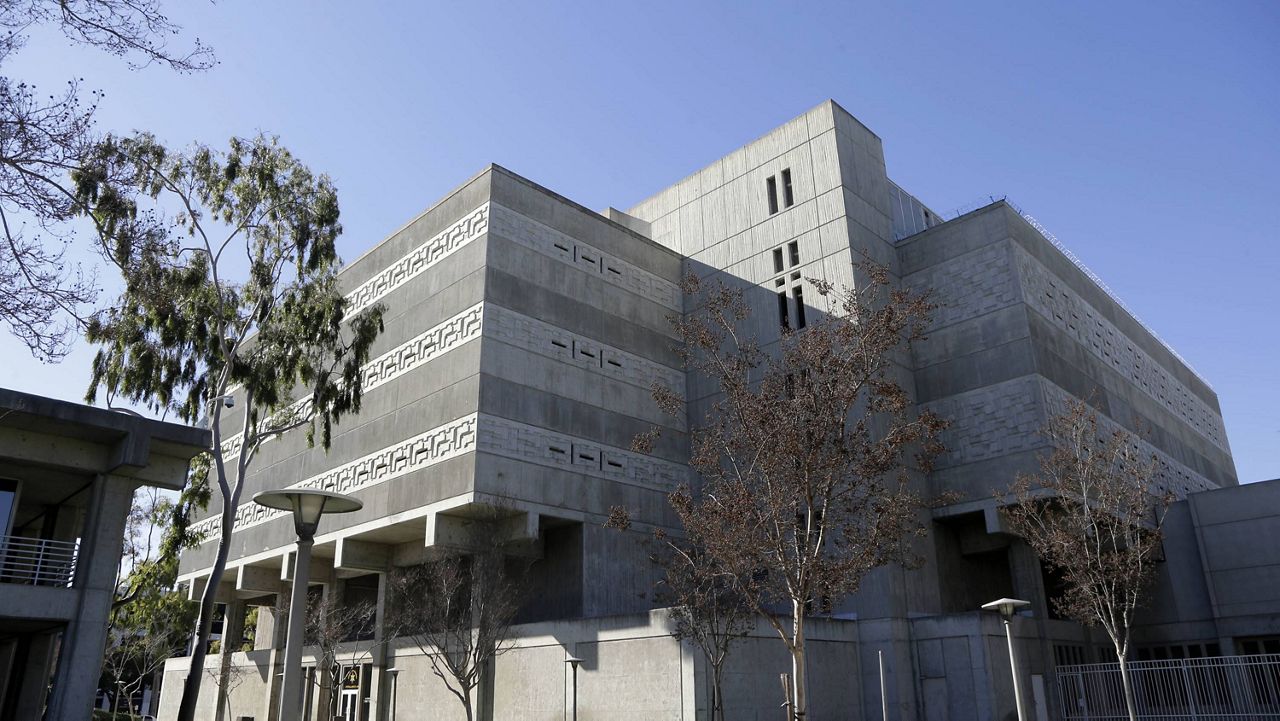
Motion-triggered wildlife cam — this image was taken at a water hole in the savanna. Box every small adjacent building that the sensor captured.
[0,389,208,721]
[1138,477,1280,658]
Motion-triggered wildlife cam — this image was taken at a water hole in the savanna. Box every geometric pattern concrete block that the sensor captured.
[192,413,480,544]
[489,203,682,310]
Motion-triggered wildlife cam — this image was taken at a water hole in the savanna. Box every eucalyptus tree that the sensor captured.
[74,132,384,721]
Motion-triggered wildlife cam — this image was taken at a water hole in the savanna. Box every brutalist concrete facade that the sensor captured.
[163,100,1242,721]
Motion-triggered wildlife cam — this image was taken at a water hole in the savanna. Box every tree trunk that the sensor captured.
[321,667,335,721]
[176,503,236,721]
[791,601,807,720]
[1117,647,1138,721]
[711,661,725,721]
[215,635,234,721]
[462,695,474,721]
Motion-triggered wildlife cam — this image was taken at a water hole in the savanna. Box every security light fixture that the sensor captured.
[566,655,584,721]
[981,597,1031,619]
[253,488,361,721]
[253,488,362,538]
[982,597,1032,721]
[387,667,401,721]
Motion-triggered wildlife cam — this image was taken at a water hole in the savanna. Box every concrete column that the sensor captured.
[0,637,17,714]
[374,572,388,644]
[253,600,279,651]
[13,635,58,717]
[224,600,247,655]
[215,600,247,721]
[14,632,60,721]
[1007,541,1048,618]
[45,473,136,721]
[367,574,389,721]
[254,584,291,721]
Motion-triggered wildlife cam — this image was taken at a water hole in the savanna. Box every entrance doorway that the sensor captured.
[339,688,358,720]
[338,664,362,720]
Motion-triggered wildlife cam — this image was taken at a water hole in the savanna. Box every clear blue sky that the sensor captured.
[6,1,1277,483]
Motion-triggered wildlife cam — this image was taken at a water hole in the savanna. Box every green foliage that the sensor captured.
[102,491,199,713]
[73,132,384,449]
[240,606,259,653]
[73,132,385,721]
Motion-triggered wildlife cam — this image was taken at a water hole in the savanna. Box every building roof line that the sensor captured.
[941,197,1215,391]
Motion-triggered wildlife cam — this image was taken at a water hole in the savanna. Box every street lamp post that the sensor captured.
[566,655,583,721]
[982,597,1031,721]
[254,489,363,721]
[386,667,400,721]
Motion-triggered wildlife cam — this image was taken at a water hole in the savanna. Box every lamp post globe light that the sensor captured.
[982,597,1031,721]
[253,489,363,721]
[386,667,401,721]
[566,655,583,721]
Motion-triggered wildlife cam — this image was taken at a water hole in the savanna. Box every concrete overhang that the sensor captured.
[0,387,210,489]
[0,584,78,622]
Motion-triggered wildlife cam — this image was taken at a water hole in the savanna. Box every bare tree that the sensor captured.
[204,653,252,721]
[386,541,528,721]
[607,508,752,721]
[100,486,197,714]
[642,262,945,719]
[300,590,378,721]
[102,591,192,715]
[101,585,194,716]
[0,0,214,359]
[999,398,1172,721]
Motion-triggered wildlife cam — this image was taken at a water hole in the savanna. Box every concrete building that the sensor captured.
[1136,477,1280,659]
[159,100,1252,721]
[0,388,208,721]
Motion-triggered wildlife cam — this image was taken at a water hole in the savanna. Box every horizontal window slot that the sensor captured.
[554,243,570,252]
[551,340,568,349]
[549,446,566,455]
[607,359,622,368]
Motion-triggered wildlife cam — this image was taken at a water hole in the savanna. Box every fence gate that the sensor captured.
[1056,653,1280,720]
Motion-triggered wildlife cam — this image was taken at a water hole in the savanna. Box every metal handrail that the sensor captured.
[0,534,79,587]
[945,196,1215,391]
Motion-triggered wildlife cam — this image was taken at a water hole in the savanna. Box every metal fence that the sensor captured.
[0,534,79,586]
[1057,654,1280,720]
